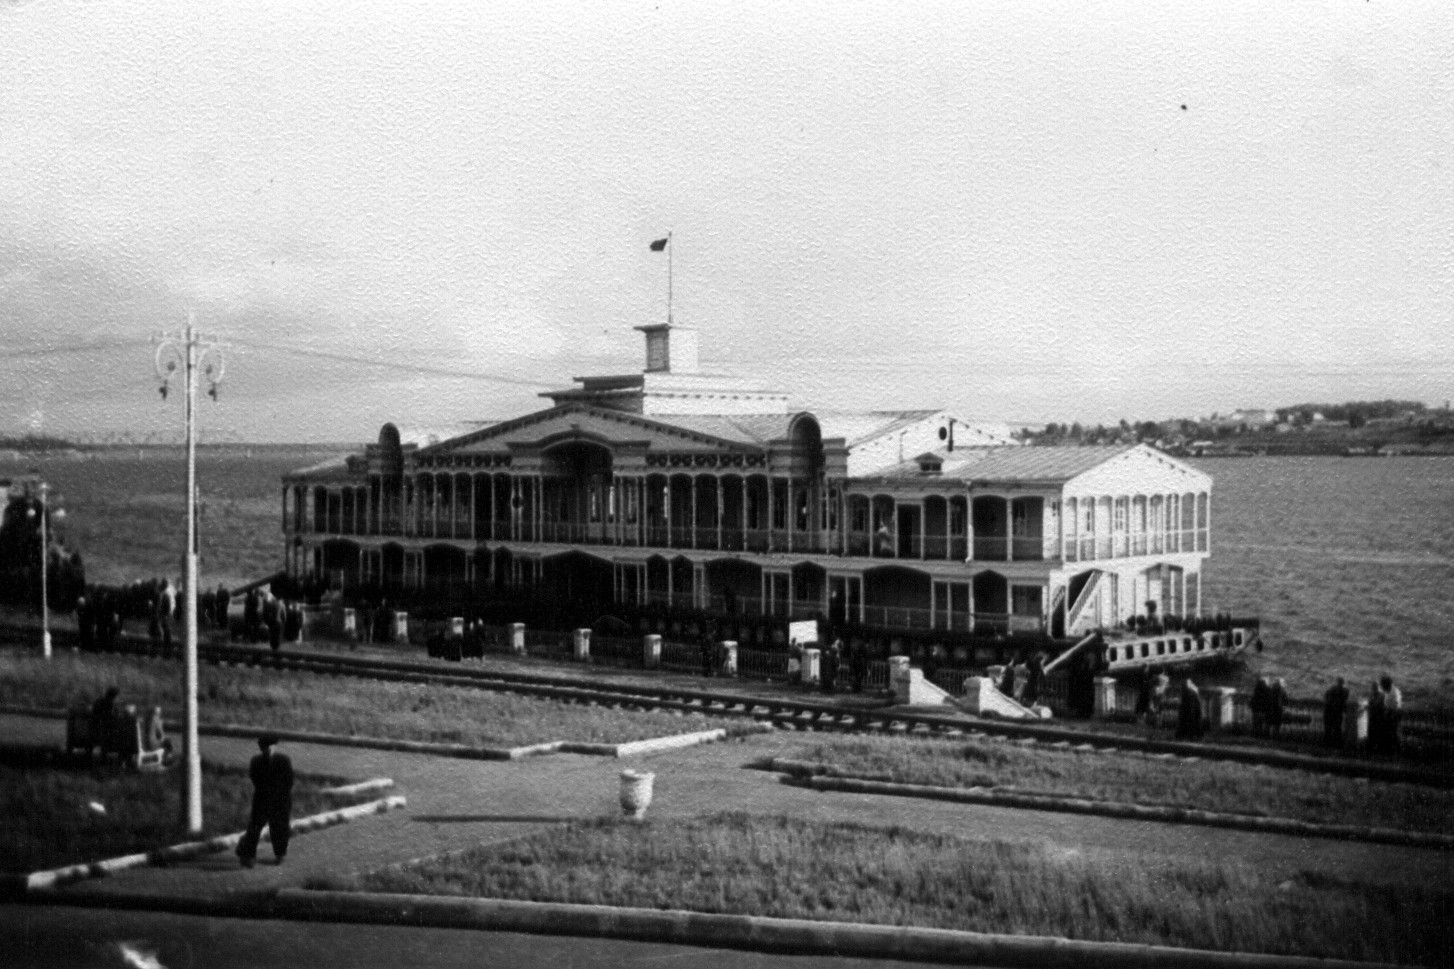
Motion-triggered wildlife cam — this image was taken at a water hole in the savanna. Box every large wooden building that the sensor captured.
[283,325,1211,640]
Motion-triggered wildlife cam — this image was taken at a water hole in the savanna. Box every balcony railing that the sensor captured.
[296,502,1213,568]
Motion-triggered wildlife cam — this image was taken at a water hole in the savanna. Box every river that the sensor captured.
[1194,455,1454,704]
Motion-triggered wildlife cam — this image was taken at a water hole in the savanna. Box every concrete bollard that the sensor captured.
[393,611,409,644]
[1344,697,1368,751]
[1093,676,1118,718]
[801,648,822,686]
[719,641,737,677]
[510,622,526,655]
[450,616,465,638]
[573,628,591,662]
[1207,687,1237,731]
[340,607,357,638]
[887,655,913,706]
[643,634,662,669]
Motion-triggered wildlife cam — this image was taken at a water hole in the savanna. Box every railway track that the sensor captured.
[76,634,1453,787]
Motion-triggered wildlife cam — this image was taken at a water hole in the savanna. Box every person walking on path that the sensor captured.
[1323,678,1350,748]
[236,736,294,868]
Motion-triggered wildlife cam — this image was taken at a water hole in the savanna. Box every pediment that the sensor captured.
[1067,445,1212,495]
[421,405,760,457]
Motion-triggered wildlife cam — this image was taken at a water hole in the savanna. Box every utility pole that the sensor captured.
[35,481,53,658]
[154,312,225,836]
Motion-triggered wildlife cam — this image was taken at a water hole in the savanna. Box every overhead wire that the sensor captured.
[223,336,558,389]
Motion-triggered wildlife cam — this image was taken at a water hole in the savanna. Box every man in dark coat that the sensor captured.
[1175,678,1206,740]
[1322,677,1349,748]
[263,593,283,652]
[76,592,94,651]
[236,736,294,867]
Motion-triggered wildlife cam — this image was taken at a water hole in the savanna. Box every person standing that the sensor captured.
[1267,677,1288,739]
[1145,666,1169,734]
[1023,653,1046,707]
[76,592,94,651]
[1380,674,1403,756]
[1367,680,1388,754]
[236,736,294,868]
[1322,678,1350,748]
[1176,678,1205,740]
[358,601,375,646]
[215,583,231,631]
[157,580,177,652]
[1250,677,1272,739]
[243,588,261,642]
[263,593,283,652]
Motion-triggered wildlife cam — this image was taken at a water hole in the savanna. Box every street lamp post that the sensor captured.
[155,311,225,836]
[32,481,56,659]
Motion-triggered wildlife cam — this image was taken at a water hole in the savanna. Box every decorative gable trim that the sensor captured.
[417,403,766,460]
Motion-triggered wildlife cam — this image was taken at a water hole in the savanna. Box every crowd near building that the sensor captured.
[282,325,1213,649]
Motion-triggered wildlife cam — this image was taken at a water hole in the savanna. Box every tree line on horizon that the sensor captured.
[1026,399,1439,446]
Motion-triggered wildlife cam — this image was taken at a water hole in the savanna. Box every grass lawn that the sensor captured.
[311,812,1454,966]
[0,649,736,748]
[790,734,1454,835]
[0,745,352,873]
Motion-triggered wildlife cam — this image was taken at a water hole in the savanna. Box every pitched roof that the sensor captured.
[285,454,355,480]
[872,445,1139,484]
[654,413,797,445]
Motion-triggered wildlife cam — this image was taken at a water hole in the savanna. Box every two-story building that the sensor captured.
[282,325,1211,643]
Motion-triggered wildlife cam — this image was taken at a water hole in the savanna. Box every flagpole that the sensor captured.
[667,231,673,325]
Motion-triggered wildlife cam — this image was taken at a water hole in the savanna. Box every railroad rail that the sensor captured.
[67,634,1454,788]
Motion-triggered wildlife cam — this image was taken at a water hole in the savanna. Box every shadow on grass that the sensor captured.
[410,814,576,824]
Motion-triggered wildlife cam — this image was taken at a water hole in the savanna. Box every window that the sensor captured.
[1012,502,1029,537]
[1011,585,1043,616]
[1114,498,1127,532]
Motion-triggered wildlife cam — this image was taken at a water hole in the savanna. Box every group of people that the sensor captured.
[817,638,869,694]
[84,687,295,867]
[1249,676,1290,738]
[84,685,171,760]
[75,579,233,652]
[239,587,305,650]
[1131,666,1205,740]
[996,653,1048,708]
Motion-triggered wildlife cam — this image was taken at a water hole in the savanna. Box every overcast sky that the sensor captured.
[3,0,1450,443]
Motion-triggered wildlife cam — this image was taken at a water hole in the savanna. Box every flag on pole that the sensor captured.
[649,237,669,251]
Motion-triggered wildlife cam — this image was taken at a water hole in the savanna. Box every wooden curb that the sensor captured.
[21,795,408,891]
[272,888,1403,969]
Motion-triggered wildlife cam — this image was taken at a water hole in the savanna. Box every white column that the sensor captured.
[1005,497,1014,561]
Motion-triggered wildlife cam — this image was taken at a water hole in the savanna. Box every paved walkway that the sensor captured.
[4,711,1450,909]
